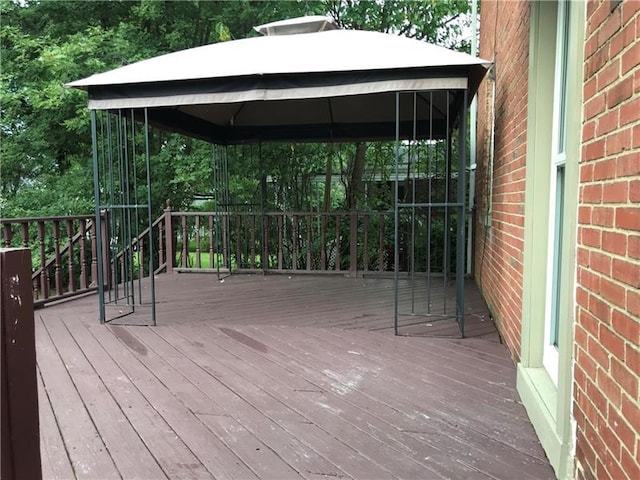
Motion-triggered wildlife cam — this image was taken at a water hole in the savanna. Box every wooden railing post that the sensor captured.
[164,200,174,274]
[349,210,358,277]
[1,248,42,480]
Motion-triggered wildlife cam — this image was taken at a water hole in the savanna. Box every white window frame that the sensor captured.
[543,0,570,386]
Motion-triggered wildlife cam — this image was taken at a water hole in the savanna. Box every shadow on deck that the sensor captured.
[36,273,553,479]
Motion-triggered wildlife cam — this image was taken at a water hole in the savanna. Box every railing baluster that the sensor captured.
[53,221,62,296]
[277,215,283,270]
[138,236,145,280]
[250,214,256,269]
[80,220,87,290]
[20,222,29,248]
[235,214,242,269]
[90,220,98,287]
[38,222,48,300]
[292,214,298,271]
[335,214,341,271]
[208,215,214,268]
[195,215,201,269]
[3,223,13,247]
[378,214,385,271]
[363,214,370,272]
[349,211,358,276]
[157,218,165,272]
[164,202,174,274]
[222,214,229,268]
[306,215,312,271]
[66,219,75,292]
[320,213,327,270]
[263,215,270,270]
[181,215,188,268]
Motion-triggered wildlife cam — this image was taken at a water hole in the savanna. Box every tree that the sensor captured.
[0,0,471,218]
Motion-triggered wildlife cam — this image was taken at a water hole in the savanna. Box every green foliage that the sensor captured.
[1,0,471,220]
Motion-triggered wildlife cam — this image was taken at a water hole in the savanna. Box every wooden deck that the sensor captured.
[36,273,553,479]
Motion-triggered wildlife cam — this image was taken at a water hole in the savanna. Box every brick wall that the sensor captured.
[574,1,640,479]
[475,0,530,360]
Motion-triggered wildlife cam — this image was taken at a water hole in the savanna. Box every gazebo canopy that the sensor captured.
[67,17,490,143]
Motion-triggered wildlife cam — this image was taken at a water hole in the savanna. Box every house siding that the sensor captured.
[574,1,639,479]
[476,1,639,479]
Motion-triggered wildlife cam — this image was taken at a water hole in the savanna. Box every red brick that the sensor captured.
[611,258,640,288]
[587,40,610,78]
[588,0,613,30]
[579,268,601,293]
[599,323,627,361]
[625,341,640,377]
[611,309,639,344]
[621,0,640,25]
[615,207,640,231]
[577,341,598,380]
[592,206,615,227]
[584,138,606,161]
[584,75,598,99]
[579,205,593,224]
[605,75,634,108]
[602,181,628,203]
[628,289,640,317]
[588,334,610,369]
[628,234,640,259]
[589,291,612,321]
[583,120,597,143]
[620,448,640,480]
[602,231,627,256]
[612,358,639,401]
[597,368,622,405]
[581,183,603,203]
[608,403,637,454]
[609,21,635,58]
[602,448,626,480]
[586,376,609,424]
[599,417,622,458]
[633,124,640,148]
[616,152,640,177]
[581,226,602,247]
[621,41,640,75]
[596,110,619,136]
[586,92,606,120]
[630,180,640,202]
[599,277,626,308]
[594,158,617,181]
[605,127,633,155]
[577,284,590,308]
[620,96,640,126]
[601,4,622,40]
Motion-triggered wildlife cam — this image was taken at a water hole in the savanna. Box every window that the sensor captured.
[543,0,569,388]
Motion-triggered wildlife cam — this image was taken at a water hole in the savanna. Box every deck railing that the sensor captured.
[1,214,103,306]
[2,205,455,307]
[165,209,395,275]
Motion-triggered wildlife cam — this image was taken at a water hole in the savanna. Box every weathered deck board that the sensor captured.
[35,315,121,480]
[36,273,553,480]
[65,320,211,479]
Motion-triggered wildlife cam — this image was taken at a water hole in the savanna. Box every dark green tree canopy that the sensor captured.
[0,0,471,218]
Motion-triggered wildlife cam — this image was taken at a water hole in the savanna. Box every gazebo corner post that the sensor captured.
[91,109,106,324]
[393,91,401,336]
[164,199,174,274]
[456,90,469,338]
[143,108,157,326]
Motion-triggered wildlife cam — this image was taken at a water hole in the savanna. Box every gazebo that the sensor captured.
[67,16,490,334]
